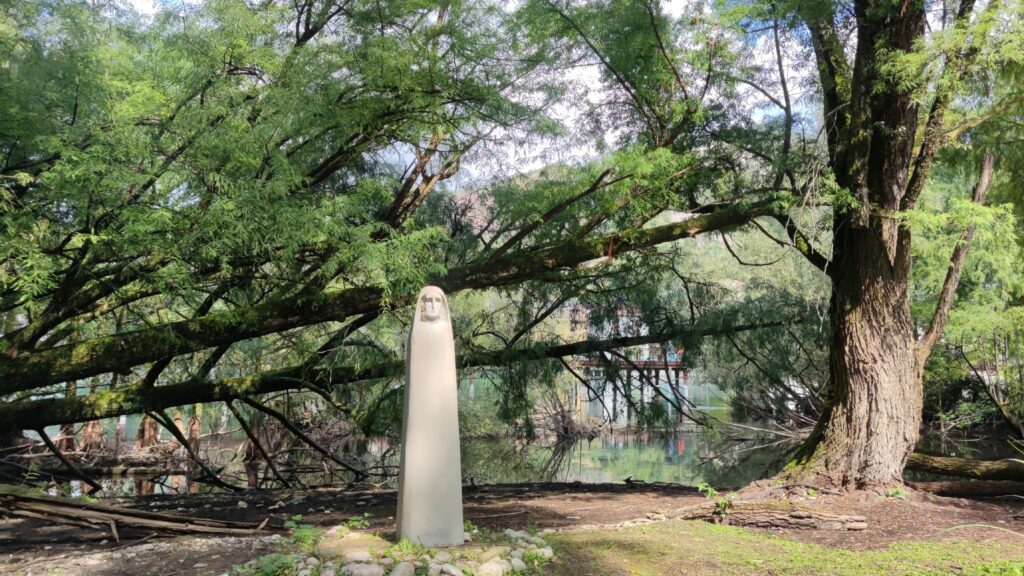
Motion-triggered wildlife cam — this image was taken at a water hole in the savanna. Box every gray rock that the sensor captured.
[298,569,312,576]
[503,529,529,540]
[440,564,464,576]
[346,551,374,563]
[322,569,337,576]
[388,562,416,576]
[343,563,386,576]
[306,557,321,567]
[478,546,511,562]
[427,561,442,576]
[379,557,394,566]
[433,551,453,563]
[511,558,527,572]
[535,547,554,560]
[477,560,506,576]
[510,550,523,559]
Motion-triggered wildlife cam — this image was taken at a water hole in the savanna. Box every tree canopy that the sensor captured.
[2,0,1024,490]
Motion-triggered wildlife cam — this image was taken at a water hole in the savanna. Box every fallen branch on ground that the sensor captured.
[668,500,867,530]
[908,481,1024,498]
[0,484,268,538]
[907,453,1024,481]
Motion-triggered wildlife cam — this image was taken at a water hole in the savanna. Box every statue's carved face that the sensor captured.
[419,292,446,323]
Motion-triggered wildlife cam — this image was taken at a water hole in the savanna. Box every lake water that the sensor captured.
[45,407,1018,497]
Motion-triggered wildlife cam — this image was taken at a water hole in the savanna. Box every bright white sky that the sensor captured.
[129,0,157,15]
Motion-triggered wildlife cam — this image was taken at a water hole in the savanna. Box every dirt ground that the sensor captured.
[3,482,1024,575]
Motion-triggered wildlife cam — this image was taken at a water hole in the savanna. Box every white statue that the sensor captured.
[396,286,464,546]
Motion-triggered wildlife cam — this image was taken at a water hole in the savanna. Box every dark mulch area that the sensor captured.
[3,482,1024,575]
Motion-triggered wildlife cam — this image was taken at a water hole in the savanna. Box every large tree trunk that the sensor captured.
[80,420,104,454]
[780,0,973,489]
[787,229,921,488]
[133,416,160,496]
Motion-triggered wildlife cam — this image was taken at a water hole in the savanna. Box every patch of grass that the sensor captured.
[523,549,553,568]
[886,486,908,500]
[539,519,1024,576]
[389,537,429,559]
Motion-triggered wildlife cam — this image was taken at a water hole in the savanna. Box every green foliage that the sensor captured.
[345,513,372,530]
[522,549,553,566]
[885,486,907,501]
[4,0,1024,470]
[698,482,736,515]
[697,482,718,500]
[282,515,322,553]
[390,537,428,558]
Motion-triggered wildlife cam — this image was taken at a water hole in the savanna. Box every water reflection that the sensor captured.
[460,428,796,488]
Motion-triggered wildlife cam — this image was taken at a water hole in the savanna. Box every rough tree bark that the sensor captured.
[132,416,160,496]
[187,406,201,493]
[785,0,993,488]
[788,229,920,487]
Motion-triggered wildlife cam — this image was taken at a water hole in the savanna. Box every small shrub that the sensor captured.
[391,537,427,557]
[885,487,907,500]
[698,483,734,516]
[346,512,372,530]
[697,483,718,499]
[281,514,322,553]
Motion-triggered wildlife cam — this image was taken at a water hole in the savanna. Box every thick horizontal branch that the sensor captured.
[0,198,776,395]
[0,317,793,430]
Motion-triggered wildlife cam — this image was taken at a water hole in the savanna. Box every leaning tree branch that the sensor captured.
[35,428,102,494]
[148,410,242,492]
[0,315,799,430]
[902,0,990,210]
[917,154,994,361]
[0,198,777,395]
[237,397,369,480]
[226,400,293,489]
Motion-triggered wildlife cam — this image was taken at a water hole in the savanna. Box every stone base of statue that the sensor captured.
[396,286,464,546]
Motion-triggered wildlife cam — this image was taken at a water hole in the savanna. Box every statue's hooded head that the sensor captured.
[416,286,449,324]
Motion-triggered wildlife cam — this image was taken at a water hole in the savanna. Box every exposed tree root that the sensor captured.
[0,484,268,539]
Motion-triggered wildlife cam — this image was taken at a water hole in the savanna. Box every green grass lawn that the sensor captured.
[540,520,1024,576]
